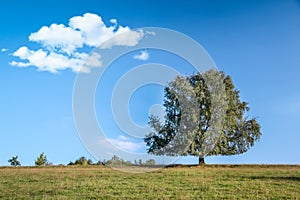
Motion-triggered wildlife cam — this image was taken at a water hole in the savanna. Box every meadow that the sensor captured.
[0,165,299,199]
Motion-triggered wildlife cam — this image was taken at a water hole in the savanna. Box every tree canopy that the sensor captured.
[144,70,262,164]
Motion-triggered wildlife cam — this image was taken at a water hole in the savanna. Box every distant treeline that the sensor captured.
[7,154,156,167]
[68,155,156,166]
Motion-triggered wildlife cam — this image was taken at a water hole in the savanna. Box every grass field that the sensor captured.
[0,165,299,199]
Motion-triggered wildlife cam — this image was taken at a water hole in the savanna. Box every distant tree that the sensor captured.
[125,160,132,165]
[68,161,75,166]
[107,155,122,165]
[74,156,88,165]
[87,159,93,165]
[97,159,106,165]
[106,155,132,166]
[35,152,48,166]
[8,156,21,166]
[68,157,93,165]
[45,162,53,166]
[138,159,143,165]
[145,159,156,165]
[145,70,262,165]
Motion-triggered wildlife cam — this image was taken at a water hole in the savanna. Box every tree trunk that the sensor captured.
[198,156,205,165]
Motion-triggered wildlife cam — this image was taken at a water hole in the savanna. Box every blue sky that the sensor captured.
[0,0,300,165]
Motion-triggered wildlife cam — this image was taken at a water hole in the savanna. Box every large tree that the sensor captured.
[144,70,262,164]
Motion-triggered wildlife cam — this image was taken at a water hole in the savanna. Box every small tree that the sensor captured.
[138,159,143,165]
[107,155,122,166]
[77,157,86,165]
[74,156,89,165]
[145,159,156,165]
[35,152,48,166]
[68,157,93,165]
[97,159,107,165]
[87,159,93,165]
[8,156,21,166]
[106,155,132,166]
[68,161,75,166]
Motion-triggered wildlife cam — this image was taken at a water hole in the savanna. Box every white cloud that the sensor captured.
[69,13,114,47]
[108,136,144,152]
[12,46,31,59]
[110,18,117,25]
[69,13,143,48]
[118,135,128,141]
[1,48,8,52]
[100,27,144,49]
[29,24,83,55]
[10,13,146,73]
[133,50,149,61]
[83,52,102,68]
[10,46,100,73]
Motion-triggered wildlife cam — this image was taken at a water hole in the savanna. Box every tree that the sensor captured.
[106,155,132,166]
[87,159,93,165]
[138,159,143,165]
[97,159,107,165]
[67,161,75,166]
[74,156,88,165]
[68,157,93,165]
[106,155,123,166]
[144,70,262,165]
[35,152,48,166]
[145,159,156,165]
[8,156,21,166]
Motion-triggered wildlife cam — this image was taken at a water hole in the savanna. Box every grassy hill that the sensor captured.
[0,165,299,199]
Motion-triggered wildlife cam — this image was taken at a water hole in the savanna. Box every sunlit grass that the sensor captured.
[0,165,299,199]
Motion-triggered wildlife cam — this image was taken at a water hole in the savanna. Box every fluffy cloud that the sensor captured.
[29,24,83,55]
[10,13,145,73]
[100,27,144,49]
[1,48,8,52]
[133,50,149,61]
[69,13,144,48]
[108,136,144,152]
[10,46,101,73]
[69,13,115,47]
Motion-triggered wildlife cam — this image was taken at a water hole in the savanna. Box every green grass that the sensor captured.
[0,165,299,199]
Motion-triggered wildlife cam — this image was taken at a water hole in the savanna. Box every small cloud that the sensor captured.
[110,18,117,25]
[1,48,8,52]
[118,135,128,141]
[133,50,149,61]
[100,28,144,49]
[108,136,144,152]
[145,31,156,36]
